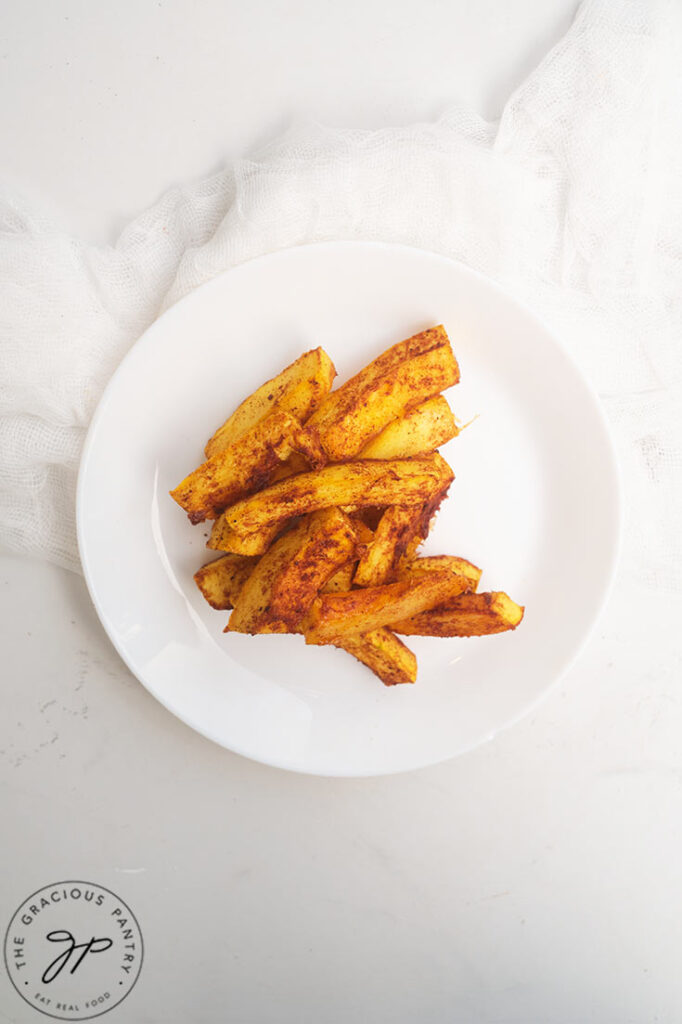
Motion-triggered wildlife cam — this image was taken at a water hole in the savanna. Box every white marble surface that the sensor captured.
[3,2,682,1022]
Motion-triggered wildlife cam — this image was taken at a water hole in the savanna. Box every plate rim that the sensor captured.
[76,239,623,777]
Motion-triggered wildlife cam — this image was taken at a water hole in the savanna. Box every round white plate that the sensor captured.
[78,242,620,776]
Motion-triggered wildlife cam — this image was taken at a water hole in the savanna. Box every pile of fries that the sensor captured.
[171,326,524,686]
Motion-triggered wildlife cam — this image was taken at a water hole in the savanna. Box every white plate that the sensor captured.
[77,242,620,776]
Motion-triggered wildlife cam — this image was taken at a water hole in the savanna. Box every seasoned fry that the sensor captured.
[269,451,310,483]
[226,521,311,634]
[265,509,359,630]
[323,562,356,593]
[304,326,459,460]
[306,325,451,435]
[320,343,458,460]
[202,531,355,611]
[171,409,324,524]
[223,453,454,537]
[399,555,482,593]
[353,505,422,587]
[358,395,459,459]
[392,591,524,637]
[348,516,375,547]
[305,571,464,645]
[227,511,360,634]
[206,450,311,555]
[399,533,424,567]
[334,629,417,686]
[353,471,456,587]
[193,554,258,610]
[398,478,455,570]
[208,516,283,556]
[205,347,336,457]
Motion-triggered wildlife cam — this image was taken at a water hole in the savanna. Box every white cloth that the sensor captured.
[0,0,680,587]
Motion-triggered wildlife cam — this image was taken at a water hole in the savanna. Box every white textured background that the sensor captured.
[3,2,682,1023]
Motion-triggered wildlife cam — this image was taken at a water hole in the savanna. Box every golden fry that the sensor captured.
[171,409,317,524]
[227,511,359,634]
[399,534,424,567]
[358,395,458,459]
[269,451,310,483]
[208,516,283,556]
[205,347,336,457]
[322,562,356,593]
[306,326,450,435]
[223,453,453,537]
[265,509,358,631]
[305,570,464,645]
[334,629,417,686]
[226,522,311,635]
[353,468,457,587]
[399,555,482,593]
[392,591,524,637]
[206,451,309,554]
[353,505,422,588]
[193,554,258,610]
[348,517,375,549]
[320,343,458,460]
[304,326,459,460]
